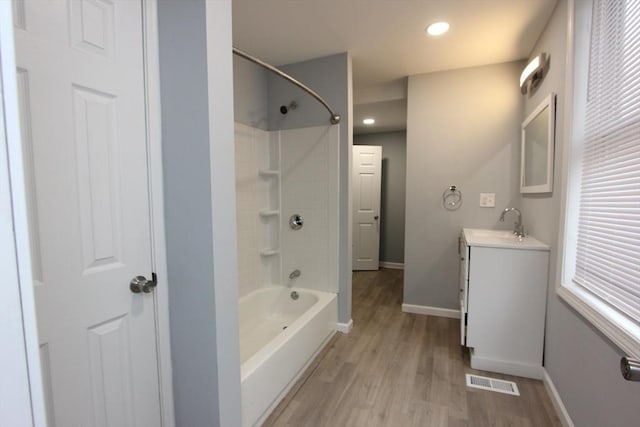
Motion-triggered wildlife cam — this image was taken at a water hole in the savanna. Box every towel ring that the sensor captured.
[443,185,462,211]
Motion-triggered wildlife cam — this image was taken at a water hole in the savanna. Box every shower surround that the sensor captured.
[234,122,340,426]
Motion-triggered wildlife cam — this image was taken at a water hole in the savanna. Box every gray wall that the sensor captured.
[521,1,640,425]
[267,53,349,132]
[404,62,524,309]
[233,56,269,130]
[158,1,241,425]
[354,131,406,264]
[267,53,353,324]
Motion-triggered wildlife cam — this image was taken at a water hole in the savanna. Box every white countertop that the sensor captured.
[462,228,550,251]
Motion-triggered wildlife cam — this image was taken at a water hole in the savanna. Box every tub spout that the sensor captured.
[289,269,301,280]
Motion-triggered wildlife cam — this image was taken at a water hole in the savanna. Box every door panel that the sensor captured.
[352,145,382,270]
[87,315,135,427]
[14,1,161,425]
[73,86,124,272]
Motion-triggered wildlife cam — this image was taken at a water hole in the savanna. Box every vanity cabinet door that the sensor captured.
[458,236,470,345]
[465,246,548,378]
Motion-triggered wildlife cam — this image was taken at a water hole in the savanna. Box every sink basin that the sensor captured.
[463,228,549,250]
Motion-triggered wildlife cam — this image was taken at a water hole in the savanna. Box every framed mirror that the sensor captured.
[521,93,556,193]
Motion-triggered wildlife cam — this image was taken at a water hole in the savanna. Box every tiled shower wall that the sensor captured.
[235,123,339,296]
[280,125,339,294]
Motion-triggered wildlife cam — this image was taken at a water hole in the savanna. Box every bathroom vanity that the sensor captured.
[459,228,549,379]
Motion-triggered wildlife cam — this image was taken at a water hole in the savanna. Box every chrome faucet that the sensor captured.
[499,207,525,238]
[289,269,301,280]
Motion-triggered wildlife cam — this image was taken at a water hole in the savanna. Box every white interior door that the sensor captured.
[14,1,162,425]
[352,145,382,270]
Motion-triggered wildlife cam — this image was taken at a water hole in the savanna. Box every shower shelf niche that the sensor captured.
[259,248,280,257]
[259,209,280,218]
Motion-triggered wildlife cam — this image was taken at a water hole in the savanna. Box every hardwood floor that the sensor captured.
[262,268,562,427]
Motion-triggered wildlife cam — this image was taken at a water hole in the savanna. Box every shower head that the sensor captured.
[280,101,298,115]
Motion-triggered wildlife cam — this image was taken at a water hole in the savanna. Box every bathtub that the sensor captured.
[239,286,337,427]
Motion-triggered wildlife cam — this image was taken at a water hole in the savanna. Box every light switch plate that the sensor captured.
[479,193,496,208]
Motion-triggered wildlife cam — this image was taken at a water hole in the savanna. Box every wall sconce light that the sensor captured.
[520,53,549,95]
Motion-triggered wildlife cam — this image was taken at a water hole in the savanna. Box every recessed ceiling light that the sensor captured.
[363,118,375,125]
[426,22,450,37]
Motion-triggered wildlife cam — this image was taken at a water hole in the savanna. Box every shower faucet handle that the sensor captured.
[289,214,304,230]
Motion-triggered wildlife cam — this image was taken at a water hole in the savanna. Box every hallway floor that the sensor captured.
[263,268,562,427]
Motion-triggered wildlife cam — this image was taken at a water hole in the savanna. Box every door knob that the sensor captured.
[374,215,379,220]
[130,272,157,294]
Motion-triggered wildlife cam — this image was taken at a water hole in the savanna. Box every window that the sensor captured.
[559,0,640,357]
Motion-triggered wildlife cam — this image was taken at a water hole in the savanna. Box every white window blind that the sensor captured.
[574,0,640,322]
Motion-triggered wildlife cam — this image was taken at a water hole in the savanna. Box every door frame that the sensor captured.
[0,1,45,423]
[0,1,175,425]
[141,1,175,425]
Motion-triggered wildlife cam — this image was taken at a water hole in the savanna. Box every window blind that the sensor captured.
[574,0,640,322]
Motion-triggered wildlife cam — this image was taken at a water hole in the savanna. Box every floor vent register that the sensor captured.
[465,374,520,396]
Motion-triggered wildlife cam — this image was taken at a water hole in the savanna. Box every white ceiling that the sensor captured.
[232,0,558,133]
[353,99,408,135]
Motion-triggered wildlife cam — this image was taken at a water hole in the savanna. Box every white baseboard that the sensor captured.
[542,369,575,427]
[336,319,353,334]
[379,261,404,270]
[402,303,460,319]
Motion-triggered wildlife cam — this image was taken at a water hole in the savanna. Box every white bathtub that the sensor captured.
[239,286,337,427]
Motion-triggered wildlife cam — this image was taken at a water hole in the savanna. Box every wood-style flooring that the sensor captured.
[263,268,562,427]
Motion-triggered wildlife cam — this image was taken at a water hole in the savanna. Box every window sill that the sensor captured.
[557,283,640,359]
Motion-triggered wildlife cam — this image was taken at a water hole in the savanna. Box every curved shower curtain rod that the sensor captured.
[232,47,341,125]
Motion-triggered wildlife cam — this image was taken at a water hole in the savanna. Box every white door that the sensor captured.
[352,145,382,270]
[14,1,162,426]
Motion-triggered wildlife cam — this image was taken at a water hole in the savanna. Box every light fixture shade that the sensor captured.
[520,53,549,95]
[426,22,450,36]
